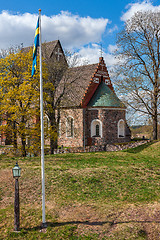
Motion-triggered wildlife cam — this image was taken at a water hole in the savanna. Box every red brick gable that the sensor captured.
[81,57,114,108]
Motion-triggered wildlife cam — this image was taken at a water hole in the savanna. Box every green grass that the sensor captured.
[0,141,160,239]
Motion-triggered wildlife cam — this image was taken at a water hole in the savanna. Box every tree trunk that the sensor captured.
[49,114,58,154]
[152,88,158,140]
[50,138,54,154]
[152,116,158,140]
[13,121,17,150]
[50,137,58,154]
[5,118,13,145]
[21,137,26,157]
[20,113,26,157]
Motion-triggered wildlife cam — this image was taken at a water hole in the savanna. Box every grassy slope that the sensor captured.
[0,141,160,239]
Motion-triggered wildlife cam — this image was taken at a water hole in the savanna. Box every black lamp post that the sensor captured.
[12,162,21,231]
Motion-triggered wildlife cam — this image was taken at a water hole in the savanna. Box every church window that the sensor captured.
[96,124,100,136]
[105,79,110,85]
[93,77,99,83]
[59,121,61,137]
[118,119,125,138]
[91,119,102,137]
[66,117,74,137]
[55,48,63,61]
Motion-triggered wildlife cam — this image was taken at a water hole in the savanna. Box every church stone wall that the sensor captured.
[58,107,131,148]
[58,108,84,147]
[85,108,131,146]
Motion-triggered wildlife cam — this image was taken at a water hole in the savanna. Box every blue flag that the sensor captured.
[31,17,40,77]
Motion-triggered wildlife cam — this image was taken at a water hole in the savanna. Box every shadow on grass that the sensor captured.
[23,219,160,232]
[124,141,156,154]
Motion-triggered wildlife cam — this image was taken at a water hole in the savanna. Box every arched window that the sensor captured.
[66,116,74,137]
[59,120,61,137]
[118,119,125,138]
[91,119,102,137]
[96,124,100,136]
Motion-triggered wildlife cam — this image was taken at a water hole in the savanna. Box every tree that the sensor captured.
[43,47,82,154]
[42,44,68,154]
[115,11,160,139]
[0,48,47,156]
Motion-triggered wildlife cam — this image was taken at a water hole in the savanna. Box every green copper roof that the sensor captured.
[88,81,125,108]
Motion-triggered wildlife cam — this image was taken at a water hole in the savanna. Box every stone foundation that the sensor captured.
[54,140,150,154]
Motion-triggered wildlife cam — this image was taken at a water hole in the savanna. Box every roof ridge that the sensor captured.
[42,39,59,45]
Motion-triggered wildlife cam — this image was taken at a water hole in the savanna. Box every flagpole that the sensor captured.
[39,9,46,228]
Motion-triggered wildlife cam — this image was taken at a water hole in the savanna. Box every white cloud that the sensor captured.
[107,44,118,53]
[121,0,160,21]
[0,11,37,49]
[0,10,109,50]
[76,43,119,68]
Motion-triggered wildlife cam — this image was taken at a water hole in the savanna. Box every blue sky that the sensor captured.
[0,0,160,67]
[0,0,138,17]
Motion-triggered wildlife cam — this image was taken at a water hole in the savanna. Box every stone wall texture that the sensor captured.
[58,108,84,147]
[58,107,131,148]
[54,140,150,154]
[85,108,131,146]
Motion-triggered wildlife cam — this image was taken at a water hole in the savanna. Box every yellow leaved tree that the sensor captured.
[0,47,47,156]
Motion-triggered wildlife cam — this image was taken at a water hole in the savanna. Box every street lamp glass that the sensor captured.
[12,162,21,178]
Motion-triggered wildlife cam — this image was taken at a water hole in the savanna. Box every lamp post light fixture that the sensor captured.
[12,162,21,231]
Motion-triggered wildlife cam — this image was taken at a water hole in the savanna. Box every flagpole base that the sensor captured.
[41,222,47,229]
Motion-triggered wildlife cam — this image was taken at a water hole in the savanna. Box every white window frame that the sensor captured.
[93,77,99,83]
[91,119,102,137]
[58,120,61,138]
[118,119,125,138]
[105,79,110,85]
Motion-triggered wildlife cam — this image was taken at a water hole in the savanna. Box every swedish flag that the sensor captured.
[31,17,40,77]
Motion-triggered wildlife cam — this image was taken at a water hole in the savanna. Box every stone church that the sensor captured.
[0,40,131,147]
[50,40,131,148]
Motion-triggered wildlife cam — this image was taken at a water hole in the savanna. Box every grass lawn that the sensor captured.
[0,141,160,239]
